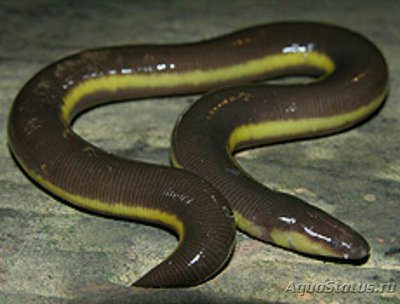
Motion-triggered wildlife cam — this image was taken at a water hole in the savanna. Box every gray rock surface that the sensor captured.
[0,0,399,303]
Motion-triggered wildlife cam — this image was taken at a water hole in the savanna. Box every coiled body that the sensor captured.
[8,22,388,287]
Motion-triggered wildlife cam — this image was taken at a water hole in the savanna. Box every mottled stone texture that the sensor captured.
[0,0,399,303]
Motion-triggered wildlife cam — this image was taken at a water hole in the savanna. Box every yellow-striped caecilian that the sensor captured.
[8,22,388,288]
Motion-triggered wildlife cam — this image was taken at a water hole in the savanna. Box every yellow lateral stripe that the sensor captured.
[233,211,264,239]
[270,229,341,257]
[228,91,386,152]
[61,52,334,122]
[169,148,182,169]
[16,157,184,239]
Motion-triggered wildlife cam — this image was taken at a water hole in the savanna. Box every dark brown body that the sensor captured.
[8,22,388,287]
